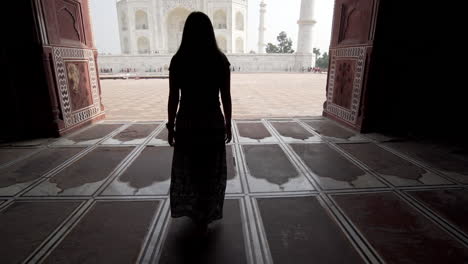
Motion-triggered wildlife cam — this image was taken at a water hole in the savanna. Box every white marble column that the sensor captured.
[258,0,266,54]
[296,0,316,54]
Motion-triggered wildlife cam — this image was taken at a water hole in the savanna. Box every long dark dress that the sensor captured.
[169,52,230,224]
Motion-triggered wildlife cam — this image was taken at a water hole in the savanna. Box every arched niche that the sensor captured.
[216,35,227,53]
[236,37,244,53]
[137,36,150,54]
[123,37,129,54]
[213,10,227,29]
[167,8,191,53]
[121,12,128,30]
[235,12,244,31]
[135,10,149,30]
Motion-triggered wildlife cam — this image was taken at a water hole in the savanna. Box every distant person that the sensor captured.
[166,12,232,234]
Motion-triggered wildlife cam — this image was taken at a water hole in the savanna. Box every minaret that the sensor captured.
[258,0,267,54]
[296,0,316,54]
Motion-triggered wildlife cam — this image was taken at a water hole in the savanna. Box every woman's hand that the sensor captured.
[166,123,175,147]
[168,128,175,146]
[225,124,232,144]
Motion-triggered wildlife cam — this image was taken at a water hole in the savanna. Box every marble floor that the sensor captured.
[1,117,467,263]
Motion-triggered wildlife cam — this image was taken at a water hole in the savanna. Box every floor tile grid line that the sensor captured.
[137,199,169,264]
[145,200,171,264]
[322,193,386,264]
[233,120,283,194]
[230,121,249,194]
[232,120,241,145]
[231,143,248,195]
[150,201,176,264]
[24,199,95,264]
[245,191,321,198]
[0,199,14,211]
[324,142,468,249]
[373,143,464,186]
[262,120,384,264]
[233,142,254,194]
[396,190,468,247]
[93,123,165,197]
[0,147,46,170]
[231,123,269,264]
[245,196,270,264]
[315,194,381,264]
[239,197,257,264]
[15,124,134,198]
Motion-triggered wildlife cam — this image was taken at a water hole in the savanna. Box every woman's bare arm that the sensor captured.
[220,66,232,142]
[168,71,179,127]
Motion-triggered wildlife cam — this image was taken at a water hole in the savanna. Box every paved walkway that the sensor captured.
[1,117,467,263]
[101,73,327,121]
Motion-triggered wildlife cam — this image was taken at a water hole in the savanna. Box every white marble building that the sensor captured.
[101,0,316,73]
[117,0,248,54]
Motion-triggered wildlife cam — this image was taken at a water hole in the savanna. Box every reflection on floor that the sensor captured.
[0,117,467,263]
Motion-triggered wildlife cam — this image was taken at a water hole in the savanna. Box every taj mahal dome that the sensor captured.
[98,0,317,73]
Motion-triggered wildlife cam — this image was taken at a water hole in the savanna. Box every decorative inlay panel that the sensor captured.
[53,47,101,128]
[326,47,366,124]
[163,0,197,13]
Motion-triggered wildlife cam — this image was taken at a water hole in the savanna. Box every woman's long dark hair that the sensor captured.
[175,12,222,57]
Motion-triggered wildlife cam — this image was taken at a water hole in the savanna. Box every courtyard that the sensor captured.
[101,73,327,121]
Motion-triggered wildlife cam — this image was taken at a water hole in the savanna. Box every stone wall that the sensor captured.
[97,53,315,74]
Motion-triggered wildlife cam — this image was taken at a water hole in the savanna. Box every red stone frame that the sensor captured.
[33,0,105,136]
[52,47,102,128]
[326,47,366,125]
[323,0,379,132]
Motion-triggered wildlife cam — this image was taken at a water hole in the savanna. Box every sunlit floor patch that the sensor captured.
[337,143,452,186]
[24,147,133,196]
[242,144,314,192]
[102,123,159,145]
[290,143,385,189]
[0,148,84,196]
[270,121,321,142]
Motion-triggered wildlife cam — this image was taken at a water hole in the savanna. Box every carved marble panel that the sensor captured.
[332,59,356,109]
[55,0,85,44]
[326,47,366,125]
[53,47,102,128]
[65,61,93,111]
[331,0,376,47]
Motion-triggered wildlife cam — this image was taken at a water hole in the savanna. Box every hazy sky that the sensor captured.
[90,0,334,54]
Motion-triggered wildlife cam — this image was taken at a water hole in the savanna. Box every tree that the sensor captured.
[266,31,294,53]
[266,43,280,53]
[316,52,329,69]
[313,48,321,64]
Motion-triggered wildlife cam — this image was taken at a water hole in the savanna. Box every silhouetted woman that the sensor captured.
[166,12,232,232]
